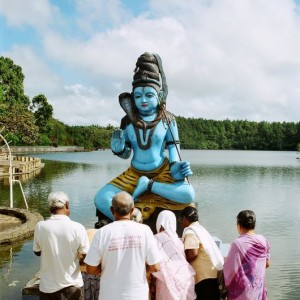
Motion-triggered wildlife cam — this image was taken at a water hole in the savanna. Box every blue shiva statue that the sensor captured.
[95,52,195,221]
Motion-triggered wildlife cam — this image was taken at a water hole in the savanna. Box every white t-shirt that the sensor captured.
[33,214,89,293]
[84,220,161,300]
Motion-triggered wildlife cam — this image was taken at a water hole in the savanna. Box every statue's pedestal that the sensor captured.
[96,194,196,235]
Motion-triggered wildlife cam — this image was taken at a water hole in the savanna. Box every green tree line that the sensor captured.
[1,56,299,151]
[176,116,300,150]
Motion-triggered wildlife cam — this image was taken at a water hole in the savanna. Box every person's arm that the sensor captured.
[146,262,160,284]
[86,264,101,275]
[183,233,199,262]
[33,224,41,257]
[185,248,198,262]
[84,229,102,275]
[146,263,160,273]
[266,239,270,268]
[145,227,161,279]
[78,253,87,265]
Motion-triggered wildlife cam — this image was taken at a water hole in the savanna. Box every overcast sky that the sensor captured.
[1,0,300,126]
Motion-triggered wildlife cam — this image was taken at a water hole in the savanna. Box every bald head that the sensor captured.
[111,191,134,216]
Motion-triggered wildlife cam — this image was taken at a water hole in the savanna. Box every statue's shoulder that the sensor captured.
[120,115,131,129]
[163,111,176,123]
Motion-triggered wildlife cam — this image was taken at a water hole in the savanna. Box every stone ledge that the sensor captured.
[0,207,44,245]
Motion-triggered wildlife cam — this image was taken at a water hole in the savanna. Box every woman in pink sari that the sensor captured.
[152,210,196,300]
[223,210,270,300]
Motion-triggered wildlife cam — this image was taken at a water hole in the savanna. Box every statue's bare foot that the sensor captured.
[132,176,150,200]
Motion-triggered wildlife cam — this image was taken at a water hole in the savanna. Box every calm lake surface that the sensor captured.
[0,150,299,300]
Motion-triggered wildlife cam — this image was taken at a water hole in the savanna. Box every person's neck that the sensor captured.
[115,215,131,221]
[240,229,255,236]
[53,209,69,216]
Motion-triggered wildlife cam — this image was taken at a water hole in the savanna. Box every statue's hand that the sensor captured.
[111,128,125,154]
[170,161,193,180]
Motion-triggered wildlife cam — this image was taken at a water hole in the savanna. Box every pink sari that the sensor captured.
[153,210,196,300]
[223,234,270,300]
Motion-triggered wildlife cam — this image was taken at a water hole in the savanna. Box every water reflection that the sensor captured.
[0,150,299,300]
[0,245,13,277]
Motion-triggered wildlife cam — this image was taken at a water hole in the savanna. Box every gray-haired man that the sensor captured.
[33,191,89,300]
[85,191,160,300]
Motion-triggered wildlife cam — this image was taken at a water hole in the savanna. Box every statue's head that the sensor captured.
[132,52,168,108]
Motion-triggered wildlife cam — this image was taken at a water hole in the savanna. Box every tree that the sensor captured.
[0,56,30,107]
[0,56,39,144]
[48,119,68,146]
[0,103,39,144]
[31,94,53,133]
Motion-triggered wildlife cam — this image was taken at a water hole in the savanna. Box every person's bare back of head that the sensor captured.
[111,191,134,216]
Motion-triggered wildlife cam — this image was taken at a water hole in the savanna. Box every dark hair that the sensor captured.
[180,206,199,222]
[237,210,256,230]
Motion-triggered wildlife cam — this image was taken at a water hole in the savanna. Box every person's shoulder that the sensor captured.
[255,234,270,244]
[139,222,152,229]
[70,219,86,230]
[231,235,248,249]
[184,227,197,237]
[133,222,154,233]
[36,218,46,224]
[154,231,164,238]
[35,219,45,228]
[233,235,243,243]
[97,221,117,233]
[154,231,174,243]
[36,216,54,226]
[184,232,198,241]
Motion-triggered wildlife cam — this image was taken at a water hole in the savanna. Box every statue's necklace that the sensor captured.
[133,111,163,150]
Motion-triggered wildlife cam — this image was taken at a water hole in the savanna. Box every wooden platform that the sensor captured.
[22,272,40,299]
[0,154,44,177]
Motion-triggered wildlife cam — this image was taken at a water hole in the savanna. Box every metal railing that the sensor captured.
[0,129,28,209]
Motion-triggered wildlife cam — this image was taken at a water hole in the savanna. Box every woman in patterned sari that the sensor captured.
[152,210,196,300]
[223,210,270,300]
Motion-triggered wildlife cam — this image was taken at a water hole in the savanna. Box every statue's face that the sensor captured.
[133,86,159,115]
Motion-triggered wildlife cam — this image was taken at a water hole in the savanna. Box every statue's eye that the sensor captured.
[145,93,155,98]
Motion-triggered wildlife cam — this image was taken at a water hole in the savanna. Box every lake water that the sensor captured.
[0,150,299,299]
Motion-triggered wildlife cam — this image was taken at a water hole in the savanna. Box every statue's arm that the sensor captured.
[111,128,132,159]
[165,118,181,163]
[165,117,193,179]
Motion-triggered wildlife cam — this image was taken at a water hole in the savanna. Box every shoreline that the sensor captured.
[1,146,85,154]
[0,207,43,245]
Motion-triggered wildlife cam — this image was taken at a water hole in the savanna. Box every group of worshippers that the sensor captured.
[33,191,270,300]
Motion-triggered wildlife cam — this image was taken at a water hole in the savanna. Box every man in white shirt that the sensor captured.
[85,191,161,300]
[33,191,89,300]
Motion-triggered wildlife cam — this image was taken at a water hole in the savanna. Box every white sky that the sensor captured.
[1,0,300,126]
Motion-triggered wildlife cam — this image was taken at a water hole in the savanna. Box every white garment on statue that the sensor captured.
[84,220,161,300]
[33,215,89,293]
[182,222,224,271]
